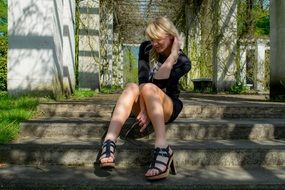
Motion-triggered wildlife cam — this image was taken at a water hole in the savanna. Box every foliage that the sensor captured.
[0,0,7,18]
[264,49,270,91]
[0,92,39,144]
[255,15,269,36]
[0,0,7,91]
[255,1,270,36]
[123,47,138,84]
[99,0,114,87]
[71,87,122,99]
[100,85,122,94]
[228,81,247,94]
[237,0,270,38]
[74,0,80,88]
[0,0,7,35]
[0,36,7,91]
[71,89,98,99]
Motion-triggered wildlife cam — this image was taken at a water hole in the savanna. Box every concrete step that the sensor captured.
[0,165,284,190]
[20,117,285,140]
[1,139,285,168]
[37,98,285,119]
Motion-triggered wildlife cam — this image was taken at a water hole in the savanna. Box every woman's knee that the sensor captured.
[140,83,158,98]
[123,83,140,97]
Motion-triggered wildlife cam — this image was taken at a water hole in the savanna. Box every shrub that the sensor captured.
[0,36,7,91]
[228,81,247,94]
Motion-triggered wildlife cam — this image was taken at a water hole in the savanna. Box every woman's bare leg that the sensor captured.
[140,83,174,177]
[104,83,140,141]
[140,83,173,146]
[101,83,140,164]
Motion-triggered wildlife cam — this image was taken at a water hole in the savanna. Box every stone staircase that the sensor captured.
[1,93,285,190]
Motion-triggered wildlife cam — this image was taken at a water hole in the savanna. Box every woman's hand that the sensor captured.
[136,111,150,132]
[171,36,181,58]
[153,36,181,80]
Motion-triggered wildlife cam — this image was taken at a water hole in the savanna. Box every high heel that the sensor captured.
[99,139,116,168]
[145,145,177,180]
[170,160,177,175]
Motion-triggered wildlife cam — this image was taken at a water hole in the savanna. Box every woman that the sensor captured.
[99,16,191,180]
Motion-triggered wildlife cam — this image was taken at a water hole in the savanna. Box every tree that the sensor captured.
[238,0,269,38]
[0,0,7,91]
[0,0,7,36]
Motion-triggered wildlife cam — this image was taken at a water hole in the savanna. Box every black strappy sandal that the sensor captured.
[145,145,177,180]
[99,139,116,168]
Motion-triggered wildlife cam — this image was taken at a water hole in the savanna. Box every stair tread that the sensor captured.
[38,102,285,107]
[2,138,284,167]
[0,165,284,190]
[19,117,285,141]
[181,98,285,106]
[22,117,285,125]
[9,138,285,149]
[38,92,285,106]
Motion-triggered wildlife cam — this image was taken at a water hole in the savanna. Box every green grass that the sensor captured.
[100,85,122,94]
[0,87,122,143]
[71,86,122,99]
[71,89,99,99]
[0,92,39,144]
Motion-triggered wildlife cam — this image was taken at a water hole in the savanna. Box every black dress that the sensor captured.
[138,41,191,123]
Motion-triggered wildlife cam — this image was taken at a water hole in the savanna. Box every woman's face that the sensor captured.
[151,34,173,55]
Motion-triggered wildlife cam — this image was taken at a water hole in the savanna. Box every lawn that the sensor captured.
[0,92,39,143]
[70,86,122,99]
[0,88,121,144]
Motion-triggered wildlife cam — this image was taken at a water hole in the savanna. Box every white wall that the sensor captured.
[213,0,238,91]
[78,0,100,90]
[8,0,75,97]
[270,0,285,98]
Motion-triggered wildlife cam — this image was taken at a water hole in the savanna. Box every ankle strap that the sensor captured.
[102,139,116,148]
[102,139,116,157]
[153,146,170,157]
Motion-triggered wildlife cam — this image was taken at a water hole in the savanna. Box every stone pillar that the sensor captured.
[100,0,113,87]
[112,33,124,87]
[106,4,113,86]
[270,0,285,99]
[254,39,267,93]
[8,0,75,98]
[239,44,247,84]
[212,0,238,91]
[78,0,100,90]
[185,1,202,82]
[63,0,76,95]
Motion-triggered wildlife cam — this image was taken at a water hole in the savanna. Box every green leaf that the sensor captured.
[0,0,7,19]
[0,24,7,34]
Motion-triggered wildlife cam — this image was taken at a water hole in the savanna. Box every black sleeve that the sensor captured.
[166,54,191,98]
[173,54,192,79]
[138,41,151,85]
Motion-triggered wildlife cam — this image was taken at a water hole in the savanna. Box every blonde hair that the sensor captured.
[146,16,179,41]
[145,17,182,69]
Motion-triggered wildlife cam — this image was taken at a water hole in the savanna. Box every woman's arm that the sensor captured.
[153,37,180,79]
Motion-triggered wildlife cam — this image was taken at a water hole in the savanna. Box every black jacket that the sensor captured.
[138,41,191,99]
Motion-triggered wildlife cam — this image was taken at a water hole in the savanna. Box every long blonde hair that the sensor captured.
[145,17,181,69]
